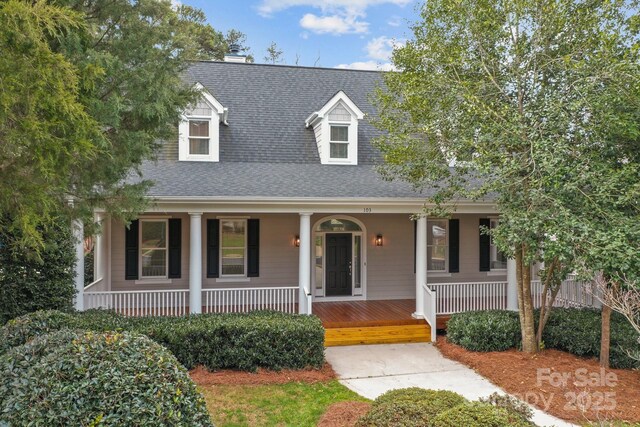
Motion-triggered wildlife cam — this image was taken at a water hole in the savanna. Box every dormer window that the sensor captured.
[188,110,210,155]
[330,125,349,159]
[179,83,227,162]
[305,91,364,165]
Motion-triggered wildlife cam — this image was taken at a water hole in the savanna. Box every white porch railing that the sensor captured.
[84,277,107,292]
[429,281,508,315]
[422,284,437,342]
[532,278,600,309]
[84,289,188,316]
[202,286,298,314]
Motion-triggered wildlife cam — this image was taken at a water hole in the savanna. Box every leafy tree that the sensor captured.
[264,41,284,64]
[0,217,75,325]
[0,0,100,250]
[0,0,238,251]
[374,0,640,353]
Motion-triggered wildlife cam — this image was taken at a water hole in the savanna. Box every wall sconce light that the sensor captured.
[294,235,300,247]
[375,234,383,247]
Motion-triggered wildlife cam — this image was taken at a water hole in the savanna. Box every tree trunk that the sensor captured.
[600,302,611,368]
[536,259,560,346]
[516,244,537,353]
[600,283,618,368]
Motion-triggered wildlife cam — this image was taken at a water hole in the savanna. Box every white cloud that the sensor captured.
[387,15,402,27]
[258,0,411,36]
[300,13,369,35]
[335,60,396,71]
[257,0,411,17]
[365,36,404,61]
[333,35,403,71]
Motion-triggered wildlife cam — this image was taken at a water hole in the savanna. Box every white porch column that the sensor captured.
[94,213,106,283]
[72,218,84,311]
[189,212,203,314]
[298,212,312,315]
[414,216,427,317]
[507,257,518,311]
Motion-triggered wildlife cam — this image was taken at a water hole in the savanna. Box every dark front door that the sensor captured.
[326,233,352,296]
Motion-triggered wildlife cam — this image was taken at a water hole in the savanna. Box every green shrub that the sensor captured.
[133,310,326,371]
[373,387,467,408]
[0,310,75,354]
[478,392,534,425]
[0,309,326,371]
[357,388,468,427]
[0,329,213,426]
[542,308,639,369]
[0,219,76,325]
[447,310,521,351]
[431,401,531,427]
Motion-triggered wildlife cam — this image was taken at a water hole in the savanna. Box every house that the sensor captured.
[77,52,593,345]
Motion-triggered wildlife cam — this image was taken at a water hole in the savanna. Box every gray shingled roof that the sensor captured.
[144,62,428,199]
[185,61,383,164]
[139,161,426,199]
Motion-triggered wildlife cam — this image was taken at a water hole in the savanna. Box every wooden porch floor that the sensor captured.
[313,299,432,346]
[313,299,421,328]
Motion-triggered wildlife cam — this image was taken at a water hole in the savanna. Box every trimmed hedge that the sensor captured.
[447,310,521,352]
[0,309,76,353]
[0,219,76,325]
[0,309,326,371]
[0,329,213,426]
[542,308,639,369]
[446,308,639,369]
[431,402,531,427]
[478,392,533,425]
[356,388,468,427]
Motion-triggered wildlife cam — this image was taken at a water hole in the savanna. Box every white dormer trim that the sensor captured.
[178,83,228,162]
[305,91,364,166]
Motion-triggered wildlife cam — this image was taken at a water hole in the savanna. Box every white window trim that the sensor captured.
[139,219,169,279]
[305,91,364,166]
[178,83,227,162]
[186,117,212,157]
[219,218,248,278]
[489,217,507,272]
[329,123,350,160]
[427,219,448,273]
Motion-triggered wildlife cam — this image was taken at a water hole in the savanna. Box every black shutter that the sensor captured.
[125,220,139,280]
[479,218,491,272]
[449,219,459,273]
[168,219,181,278]
[413,219,417,274]
[247,219,260,277]
[206,219,220,278]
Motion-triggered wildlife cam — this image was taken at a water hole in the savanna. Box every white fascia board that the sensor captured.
[193,82,227,124]
[305,91,365,129]
[318,91,364,120]
[305,112,319,128]
[142,196,499,215]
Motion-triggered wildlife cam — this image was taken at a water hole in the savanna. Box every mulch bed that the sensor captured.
[436,337,640,424]
[317,401,371,427]
[189,363,336,386]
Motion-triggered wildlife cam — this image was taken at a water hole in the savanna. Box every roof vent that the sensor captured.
[224,43,247,63]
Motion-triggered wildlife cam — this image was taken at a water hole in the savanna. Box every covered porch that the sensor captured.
[77,206,599,346]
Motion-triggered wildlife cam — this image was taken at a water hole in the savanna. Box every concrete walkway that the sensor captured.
[325,343,574,427]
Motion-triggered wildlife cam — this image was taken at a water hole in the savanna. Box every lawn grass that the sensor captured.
[198,380,368,427]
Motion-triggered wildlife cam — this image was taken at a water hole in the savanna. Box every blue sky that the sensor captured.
[182,0,421,69]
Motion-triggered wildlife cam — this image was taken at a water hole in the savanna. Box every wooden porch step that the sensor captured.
[324,324,431,347]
